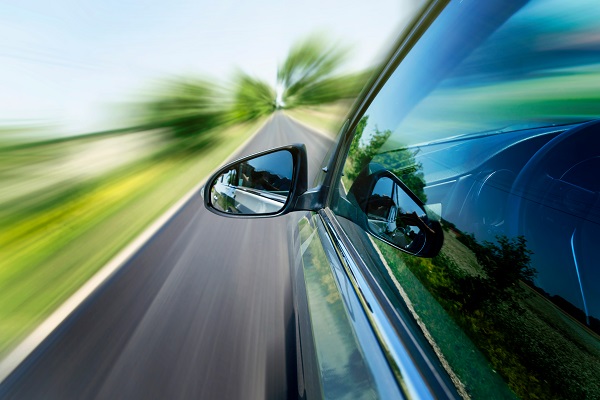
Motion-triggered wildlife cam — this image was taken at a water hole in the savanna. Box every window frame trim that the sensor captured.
[318,207,460,399]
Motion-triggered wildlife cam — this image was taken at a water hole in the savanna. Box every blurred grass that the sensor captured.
[284,102,353,137]
[0,118,265,357]
[0,130,165,225]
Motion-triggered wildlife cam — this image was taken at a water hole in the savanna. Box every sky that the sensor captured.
[0,0,419,136]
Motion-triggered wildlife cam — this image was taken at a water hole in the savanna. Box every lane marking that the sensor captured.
[0,116,273,384]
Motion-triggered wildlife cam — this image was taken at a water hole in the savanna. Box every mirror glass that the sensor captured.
[209,149,293,215]
[366,176,432,254]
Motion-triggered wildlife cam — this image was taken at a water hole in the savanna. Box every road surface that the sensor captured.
[0,112,334,399]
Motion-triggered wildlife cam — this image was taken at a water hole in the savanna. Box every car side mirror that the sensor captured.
[348,166,443,257]
[204,144,308,217]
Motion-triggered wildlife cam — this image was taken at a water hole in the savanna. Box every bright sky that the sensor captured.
[0,0,419,135]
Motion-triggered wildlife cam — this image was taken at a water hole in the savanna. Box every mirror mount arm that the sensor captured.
[292,185,327,212]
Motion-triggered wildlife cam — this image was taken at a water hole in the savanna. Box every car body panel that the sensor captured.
[291,212,404,399]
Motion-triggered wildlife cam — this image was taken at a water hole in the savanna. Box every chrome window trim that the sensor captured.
[308,214,404,399]
[319,208,458,399]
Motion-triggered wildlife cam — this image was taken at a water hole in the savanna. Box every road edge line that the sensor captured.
[0,116,272,384]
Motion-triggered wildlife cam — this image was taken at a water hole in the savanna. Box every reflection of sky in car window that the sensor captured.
[371,177,393,199]
[359,0,600,152]
[372,177,422,215]
[246,150,293,179]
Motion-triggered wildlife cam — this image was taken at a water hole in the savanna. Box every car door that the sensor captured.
[293,0,600,399]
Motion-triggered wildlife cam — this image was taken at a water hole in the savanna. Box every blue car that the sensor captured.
[205,0,600,398]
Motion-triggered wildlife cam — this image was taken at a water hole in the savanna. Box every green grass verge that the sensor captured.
[0,119,264,357]
[284,102,353,137]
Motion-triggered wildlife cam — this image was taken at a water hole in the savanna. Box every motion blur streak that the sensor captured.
[0,113,333,399]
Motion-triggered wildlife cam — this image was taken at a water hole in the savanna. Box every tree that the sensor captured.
[139,77,227,139]
[346,116,427,203]
[134,33,372,152]
[452,233,536,310]
[227,71,276,123]
[277,34,369,108]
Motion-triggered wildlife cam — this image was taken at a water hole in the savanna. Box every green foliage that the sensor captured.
[378,244,518,399]
[140,78,228,140]
[440,234,535,311]
[135,33,373,147]
[346,117,388,181]
[345,116,427,202]
[348,115,368,159]
[391,239,555,399]
[375,150,427,204]
[227,71,276,123]
[278,34,369,108]
[136,73,276,151]
[386,232,600,399]
[474,235,536,292]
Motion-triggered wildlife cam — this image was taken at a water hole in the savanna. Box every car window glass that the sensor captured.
[333,0,600,398]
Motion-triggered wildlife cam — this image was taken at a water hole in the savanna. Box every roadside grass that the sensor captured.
[0,130,165,227]
[284,102,353,136]
[0,119,264,357]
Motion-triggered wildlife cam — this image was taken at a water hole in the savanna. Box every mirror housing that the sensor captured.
[204,144,308,218]
[348,165,444,257]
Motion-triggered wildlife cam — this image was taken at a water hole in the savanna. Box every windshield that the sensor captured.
[361,0,600,151]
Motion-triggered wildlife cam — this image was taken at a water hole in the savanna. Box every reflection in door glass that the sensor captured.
[335,0,600,397]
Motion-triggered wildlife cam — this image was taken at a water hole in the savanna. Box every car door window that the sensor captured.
[332,0,600,398]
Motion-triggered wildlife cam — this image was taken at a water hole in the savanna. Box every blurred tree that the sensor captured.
[277,34,369,108]
[134,33,372,150]
[140,77,227,139]
[227,71,276,123]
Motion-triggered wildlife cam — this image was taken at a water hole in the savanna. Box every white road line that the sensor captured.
[0,116,271,384]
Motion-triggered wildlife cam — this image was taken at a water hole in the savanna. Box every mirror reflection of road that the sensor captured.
[0,112,333,399]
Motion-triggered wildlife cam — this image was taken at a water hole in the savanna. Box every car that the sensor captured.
[204,0,600,398]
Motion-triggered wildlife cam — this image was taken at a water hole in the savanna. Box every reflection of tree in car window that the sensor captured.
[345,116,427,203]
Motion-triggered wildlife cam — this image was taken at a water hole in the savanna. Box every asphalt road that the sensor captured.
[0,112,334,400]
